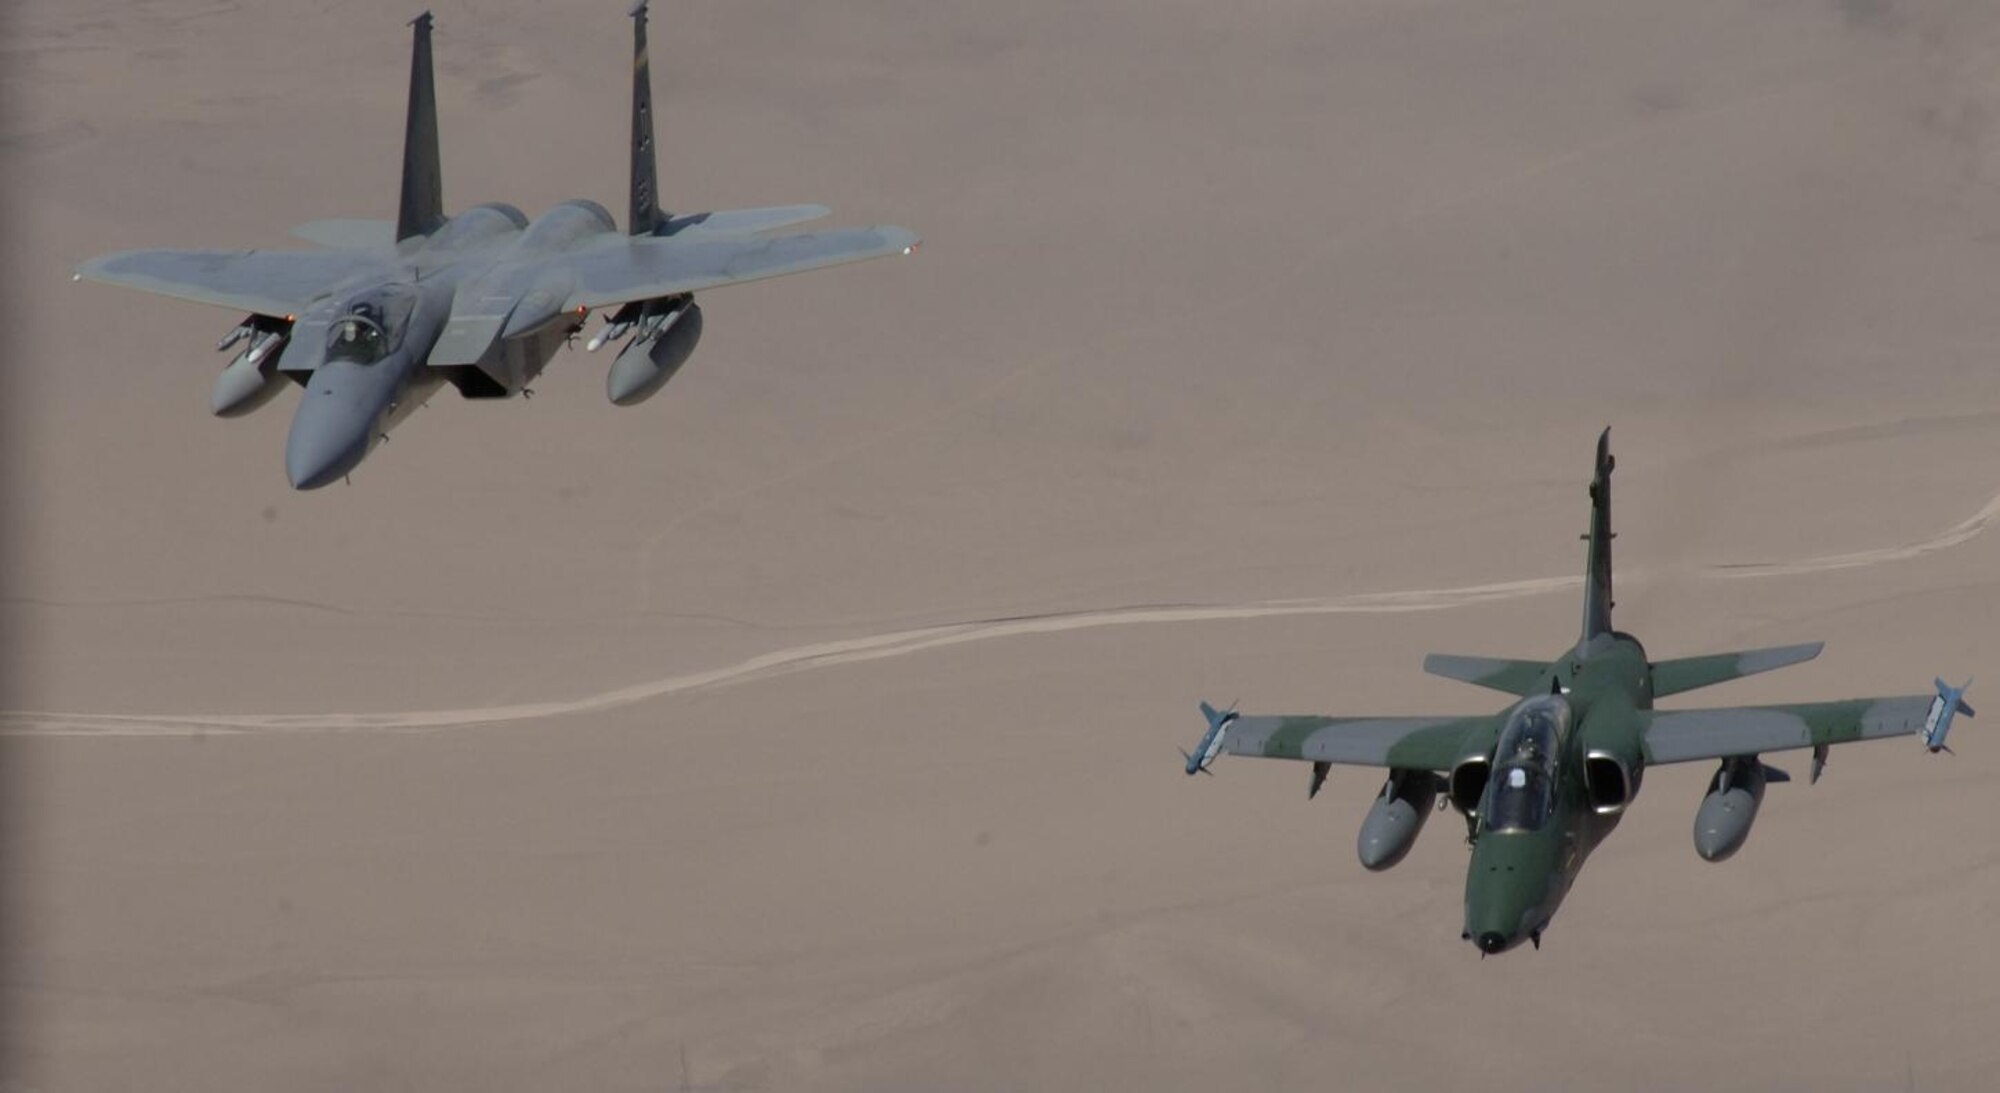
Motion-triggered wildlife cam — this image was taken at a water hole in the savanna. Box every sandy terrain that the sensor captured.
[6,0,2000,1088]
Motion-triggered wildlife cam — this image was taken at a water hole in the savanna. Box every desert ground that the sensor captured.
[6,0,2000,1089]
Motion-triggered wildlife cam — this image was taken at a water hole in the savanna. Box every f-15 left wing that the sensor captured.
[74,248,402,317]
[1208,710,1501,771]
[1643,681,1973,765]
[560,225,919,311]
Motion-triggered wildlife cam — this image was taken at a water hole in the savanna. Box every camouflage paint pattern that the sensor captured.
[1192,430,1970,954]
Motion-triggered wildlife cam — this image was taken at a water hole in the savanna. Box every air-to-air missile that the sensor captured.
[1182,701,1234,776]
[585,318,634,353]
[215,321,254,353]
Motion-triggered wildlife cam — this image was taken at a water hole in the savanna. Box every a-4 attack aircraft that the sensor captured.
[1184,430,1973,956]
[74,4,918,489]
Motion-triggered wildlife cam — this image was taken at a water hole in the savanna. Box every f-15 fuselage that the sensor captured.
[273,201,625,488]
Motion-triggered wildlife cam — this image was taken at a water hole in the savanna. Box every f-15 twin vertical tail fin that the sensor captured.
[628,1,665,236]
[1581,427,1615,643]
[396,11,445,242]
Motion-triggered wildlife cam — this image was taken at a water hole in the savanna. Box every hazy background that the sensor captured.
[5,1,2000,1089]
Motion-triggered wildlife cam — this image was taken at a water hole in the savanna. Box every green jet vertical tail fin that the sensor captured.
[396,11,445,242]
[628,1,665,236]
[1580,427,1615,643]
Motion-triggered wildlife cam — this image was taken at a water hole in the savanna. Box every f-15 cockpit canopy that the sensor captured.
[1483,695,1570,834]
[326,284,419,364]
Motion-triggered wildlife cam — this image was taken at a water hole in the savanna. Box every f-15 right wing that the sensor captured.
[75,247,400,317]
[1214,711,1501,771]
[561,225,919,312]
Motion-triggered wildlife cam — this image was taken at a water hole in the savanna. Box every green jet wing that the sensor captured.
[1219,713,1501,770]
[1641,694,1939,764]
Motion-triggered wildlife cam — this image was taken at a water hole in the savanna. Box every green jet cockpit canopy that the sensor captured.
[1484,696,1568,834]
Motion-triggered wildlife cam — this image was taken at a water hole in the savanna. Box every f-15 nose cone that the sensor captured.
[285,410,369,490]
[1476,932,1509,955]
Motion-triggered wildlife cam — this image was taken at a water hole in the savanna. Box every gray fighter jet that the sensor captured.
[75,5,918,489]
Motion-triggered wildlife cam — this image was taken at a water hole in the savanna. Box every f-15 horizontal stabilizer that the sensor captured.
[664,204,832,238]
[1422,654,1550,696]
[1650,642,1823,699]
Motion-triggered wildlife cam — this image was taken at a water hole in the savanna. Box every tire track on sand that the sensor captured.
[0,576,1575,737]
[9,483,1999,737]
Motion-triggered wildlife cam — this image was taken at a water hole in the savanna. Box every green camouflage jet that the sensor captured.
[1184,430,1973,955]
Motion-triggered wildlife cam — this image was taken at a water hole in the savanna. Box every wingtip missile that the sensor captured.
[1924,677,1974,753]
[1185,701,1236,776]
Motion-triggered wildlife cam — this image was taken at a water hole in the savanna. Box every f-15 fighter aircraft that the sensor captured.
[75,5,918,488]
[1185,430,1973,955]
